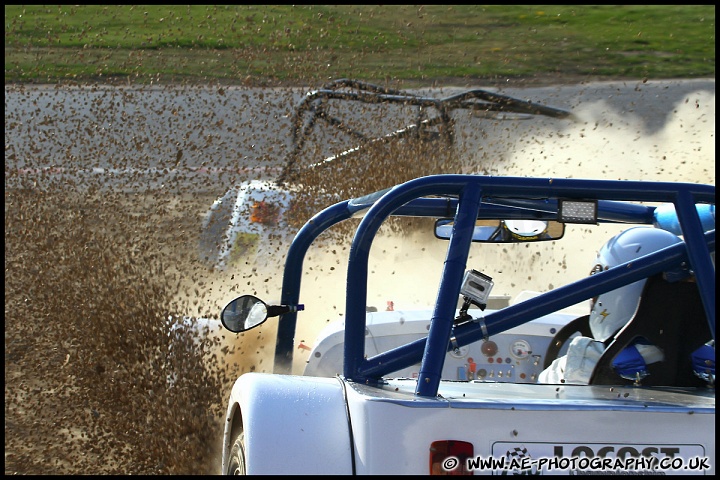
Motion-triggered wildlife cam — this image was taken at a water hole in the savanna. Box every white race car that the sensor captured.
[217,174,715,475]
[199,179,297,269]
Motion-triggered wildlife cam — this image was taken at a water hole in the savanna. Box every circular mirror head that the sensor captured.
[221,295,269,332]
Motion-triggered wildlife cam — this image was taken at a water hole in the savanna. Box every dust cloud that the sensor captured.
[286,88,715,373]
[4,84,714,474]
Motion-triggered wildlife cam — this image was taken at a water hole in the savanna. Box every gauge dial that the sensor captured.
[481,340,498,357]
[450,345,469,359]
[510,339,531,360]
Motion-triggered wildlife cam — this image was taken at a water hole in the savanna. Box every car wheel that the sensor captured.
[226,431,246,475]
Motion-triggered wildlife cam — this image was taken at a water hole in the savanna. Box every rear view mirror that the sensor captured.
[221,295,305,333]
[221,295,270,332]
[434,219,564,242]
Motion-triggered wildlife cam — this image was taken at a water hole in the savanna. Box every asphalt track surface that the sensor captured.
[6,79,715,193]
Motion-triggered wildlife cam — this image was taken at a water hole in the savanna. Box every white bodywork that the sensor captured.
[345,379,714,475]
[222,373,353,475]
[223,372,714,475]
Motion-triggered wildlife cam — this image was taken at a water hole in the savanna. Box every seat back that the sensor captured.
[590,274,712,387]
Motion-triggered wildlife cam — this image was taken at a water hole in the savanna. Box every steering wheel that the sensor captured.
[543,315,592,370]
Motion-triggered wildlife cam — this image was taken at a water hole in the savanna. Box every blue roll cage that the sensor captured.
[273,175,715,398]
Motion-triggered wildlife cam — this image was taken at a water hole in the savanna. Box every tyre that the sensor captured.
[226,431,246,475]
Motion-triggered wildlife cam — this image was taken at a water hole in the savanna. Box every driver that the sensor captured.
[539,226,683,385]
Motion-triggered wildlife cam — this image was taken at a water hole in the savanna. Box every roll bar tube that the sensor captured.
[273,175,715,399]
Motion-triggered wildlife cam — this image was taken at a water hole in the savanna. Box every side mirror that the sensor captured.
[220,295,304,333]
[221,295,269,332]
[434,219,565,243]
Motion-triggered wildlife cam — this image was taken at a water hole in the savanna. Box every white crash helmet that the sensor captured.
[503,219,548,240]
[589,227,682,342]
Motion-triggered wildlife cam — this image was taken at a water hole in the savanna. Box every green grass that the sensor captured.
[4,5,715,86]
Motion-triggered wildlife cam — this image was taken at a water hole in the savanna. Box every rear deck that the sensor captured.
[355,379,716,413]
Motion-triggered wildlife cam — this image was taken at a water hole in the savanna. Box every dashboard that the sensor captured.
[304,306,583,383]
